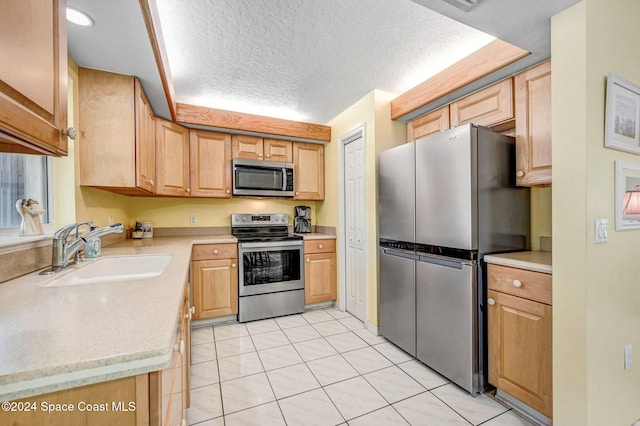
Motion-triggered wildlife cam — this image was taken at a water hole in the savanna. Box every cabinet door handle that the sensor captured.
[266,154,271,158]
[516,170,525,178]
[258,153,263,158]
[190,306,195,315]
[62,127,77,140]
[318,244,323,249]
[179,339,185,355]
[226,189,231,194]
[306,258,310,263]
[295,191,299,196]
[213,249,219,255]
[186,188,191,193]
[148,179,154,186]
[231,263,236,268]
[487,298,495,306]
[513,279,522,288]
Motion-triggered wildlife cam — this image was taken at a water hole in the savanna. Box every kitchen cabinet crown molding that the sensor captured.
[176,103,331,143]
[390,39,529,121]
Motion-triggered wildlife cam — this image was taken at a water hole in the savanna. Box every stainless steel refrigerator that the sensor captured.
[378,124,530,395]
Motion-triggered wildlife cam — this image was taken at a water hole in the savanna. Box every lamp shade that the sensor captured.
[623,190,640,215]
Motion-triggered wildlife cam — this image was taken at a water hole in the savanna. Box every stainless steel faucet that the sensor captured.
[40,222,125,275]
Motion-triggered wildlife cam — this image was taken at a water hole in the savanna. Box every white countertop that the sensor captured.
[0,235,235,401]
[484,251,552,274]
[295,233,336,240]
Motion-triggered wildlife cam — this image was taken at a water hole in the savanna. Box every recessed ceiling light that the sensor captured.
[66,7,93,26]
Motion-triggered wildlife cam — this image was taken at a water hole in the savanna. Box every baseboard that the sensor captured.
[192,315,237,328]
[495,389,552,426]
[365,320,380,335]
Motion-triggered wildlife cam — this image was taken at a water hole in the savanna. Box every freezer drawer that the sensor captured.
[416,254,481,394]
[379,248,416,357]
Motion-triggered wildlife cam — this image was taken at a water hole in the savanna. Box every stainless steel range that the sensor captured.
[232,213,304,322]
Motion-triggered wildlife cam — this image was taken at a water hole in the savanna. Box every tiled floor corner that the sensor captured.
[187,307,536,426]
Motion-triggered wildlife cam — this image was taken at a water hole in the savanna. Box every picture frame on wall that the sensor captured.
[605,73,640,154]
[615,160,640,230]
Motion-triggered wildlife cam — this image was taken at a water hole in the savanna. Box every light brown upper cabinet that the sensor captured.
[515,61,552,186]
[0,0,69,156]
[450,79,514,128]
[156,119,190,197]
[190,130,232,198]
[407,106,450,141]
[232,135,293,162]
[293,142,324,200]
[79,68,156,195]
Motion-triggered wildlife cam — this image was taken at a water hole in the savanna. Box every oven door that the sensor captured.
[238,240,304,296]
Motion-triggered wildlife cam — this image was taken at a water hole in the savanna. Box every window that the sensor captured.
[0,153,51,230]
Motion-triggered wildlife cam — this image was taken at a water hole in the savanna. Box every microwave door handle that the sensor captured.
[282,167,288,191]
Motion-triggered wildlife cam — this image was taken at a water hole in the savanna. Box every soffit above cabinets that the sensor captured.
[67,0,579,126]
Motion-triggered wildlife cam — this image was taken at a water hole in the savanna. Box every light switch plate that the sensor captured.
[595,218,608,244]
[625,344,632,370]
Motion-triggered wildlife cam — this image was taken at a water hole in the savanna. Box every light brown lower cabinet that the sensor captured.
[192,243,238,319]
[487,264,552,419]
[4,284,192,426]
[304,239,337,304]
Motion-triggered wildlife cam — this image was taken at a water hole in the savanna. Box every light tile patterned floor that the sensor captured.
[188,308,535,426]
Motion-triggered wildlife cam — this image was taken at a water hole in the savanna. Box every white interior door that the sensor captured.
[344,135,366,321]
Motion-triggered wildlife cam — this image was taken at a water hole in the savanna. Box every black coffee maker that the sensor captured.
[294,206,311,233]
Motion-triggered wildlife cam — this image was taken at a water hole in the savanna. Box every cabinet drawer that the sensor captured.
[192,243,237,261]
[304,239,335,254]
[487,264,552,305]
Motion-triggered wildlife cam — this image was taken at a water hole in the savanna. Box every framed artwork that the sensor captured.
[605,73,640,154]
[615,160,640,230]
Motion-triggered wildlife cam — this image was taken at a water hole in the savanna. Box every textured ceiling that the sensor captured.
[154,0,494,123]
[67,0,580,126]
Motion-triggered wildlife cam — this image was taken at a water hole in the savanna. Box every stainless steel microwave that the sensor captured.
[232,158,295,197]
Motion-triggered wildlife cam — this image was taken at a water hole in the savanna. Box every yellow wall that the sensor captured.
[552,1,640,424]
[530,187,552,250]
[320,90,405,326]
[126,197,317,228]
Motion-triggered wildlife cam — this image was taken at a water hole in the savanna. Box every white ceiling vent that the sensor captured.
[442,0,485,12]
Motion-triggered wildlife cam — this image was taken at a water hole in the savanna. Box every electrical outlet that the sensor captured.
[625,344,633,370]
[190,215,197,226]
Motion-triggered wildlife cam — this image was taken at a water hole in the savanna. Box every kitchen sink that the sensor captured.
[44,254,173,286]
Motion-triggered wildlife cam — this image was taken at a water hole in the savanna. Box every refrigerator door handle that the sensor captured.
[381,248,419,261]
[417,254,474,269]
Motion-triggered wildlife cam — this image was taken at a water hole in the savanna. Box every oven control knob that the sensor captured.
[242,217,247,222]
